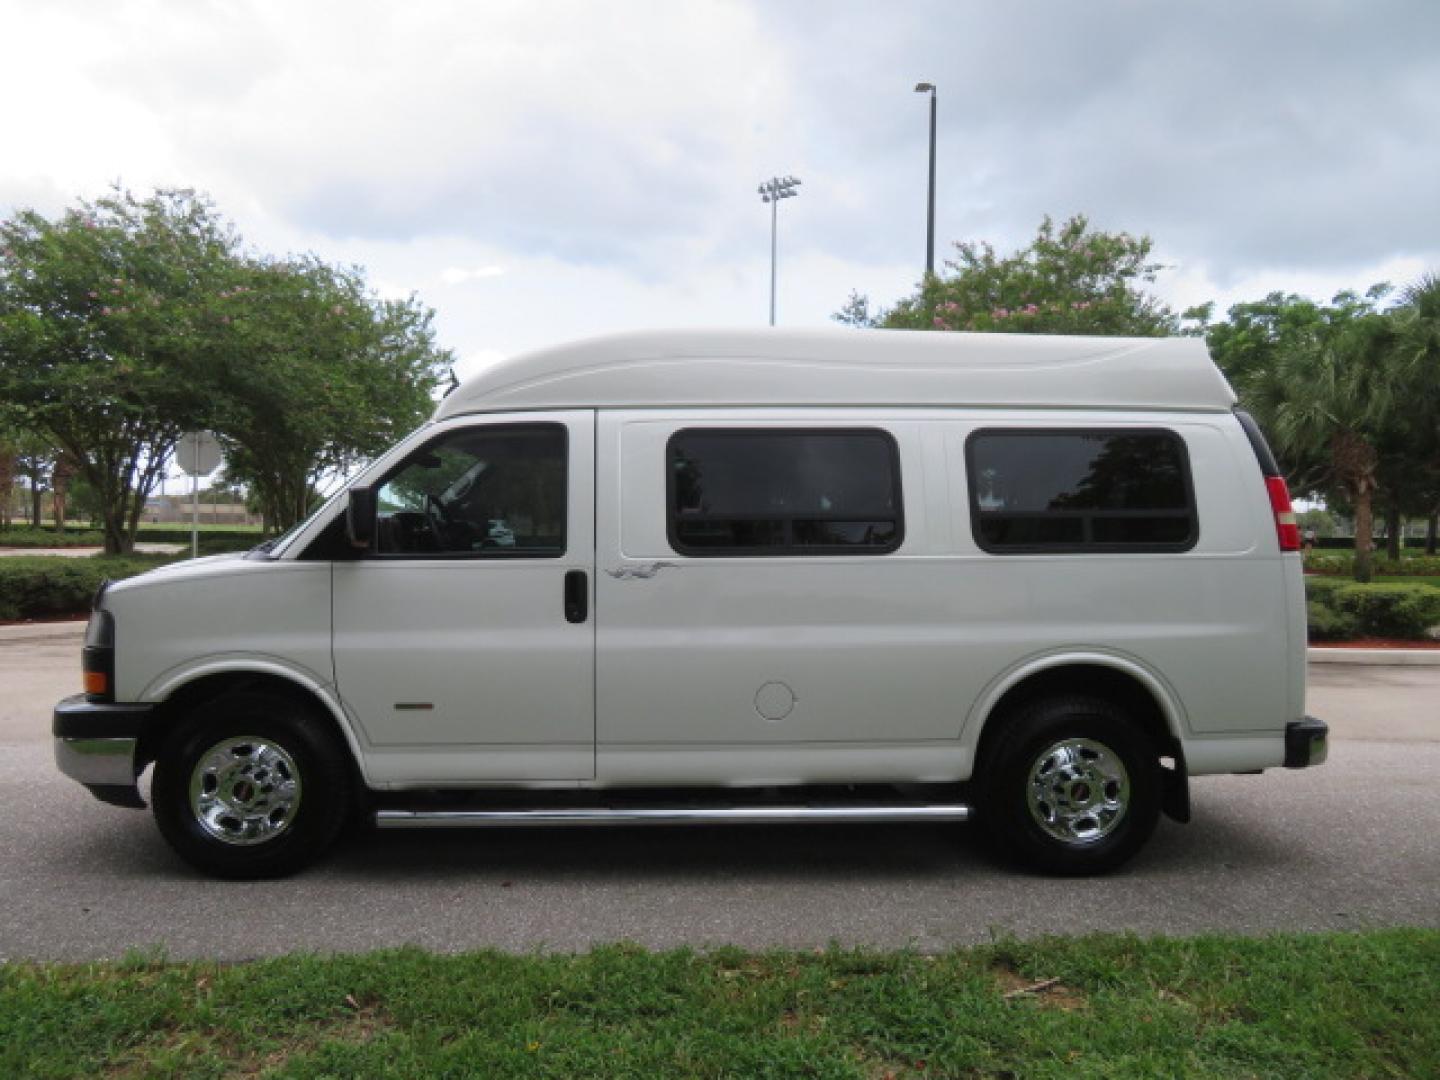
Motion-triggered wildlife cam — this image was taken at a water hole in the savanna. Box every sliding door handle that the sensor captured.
[564,569,588,624]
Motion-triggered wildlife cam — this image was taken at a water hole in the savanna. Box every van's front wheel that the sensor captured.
[151,692,353,879]
[977,697,1160,876]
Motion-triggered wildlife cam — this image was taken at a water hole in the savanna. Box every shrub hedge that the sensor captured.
[1311,536,1433,550]
[1303,550,1440,577]
[0,555,175,620]
[1305,577,1440,641]
[134,526,262,545]
[0,527,105,548]
[0,528,257,554]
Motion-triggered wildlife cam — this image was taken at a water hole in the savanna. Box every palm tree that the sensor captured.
[1267,302,1395,583]
[1388,274,1440,553]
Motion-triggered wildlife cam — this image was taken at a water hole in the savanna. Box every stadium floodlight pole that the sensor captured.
[758,175,802,325]
[915,82,937,277]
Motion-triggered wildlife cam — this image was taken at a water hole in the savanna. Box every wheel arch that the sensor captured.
[965,652,1191,822]
[137,664,368,790]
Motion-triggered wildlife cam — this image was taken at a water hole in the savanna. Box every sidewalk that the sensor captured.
[0,543,185,558]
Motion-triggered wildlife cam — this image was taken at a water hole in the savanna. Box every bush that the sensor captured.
[1330,583,1440,639]
[0,527,257,556]
[1303,576,1346,603]
[0,555,174,620]
[168,533,259,556]
[0,527,105,548]
[1306,599,1359,641]
[135,526,262,544]
[1303,549,1440,577]
[1306,578,1440,641]
[1314,536,1433,549]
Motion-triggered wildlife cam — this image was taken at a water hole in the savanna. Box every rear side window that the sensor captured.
[966,429,1196,553]
[668,429,903,555]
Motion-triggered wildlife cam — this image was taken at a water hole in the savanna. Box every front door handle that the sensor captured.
[564,570,588,624]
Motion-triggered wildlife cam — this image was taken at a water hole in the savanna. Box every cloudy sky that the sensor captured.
[3,0,1436,379]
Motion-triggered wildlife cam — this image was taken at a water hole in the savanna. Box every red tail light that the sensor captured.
[1264,476,1301,552]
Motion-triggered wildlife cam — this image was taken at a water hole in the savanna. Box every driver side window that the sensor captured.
[374,424,568,557]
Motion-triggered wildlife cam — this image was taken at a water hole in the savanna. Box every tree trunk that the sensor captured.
[102,510,130,555]
[98,477,135,555]
[51,458,75,532]
[1385,506,1401,563]
[1427,508,1438,556]
[0,449,13,530]
[1353,486,1375,584]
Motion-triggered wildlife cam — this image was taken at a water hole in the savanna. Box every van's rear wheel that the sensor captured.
[152,692,353,879]
[977,696,1160,876]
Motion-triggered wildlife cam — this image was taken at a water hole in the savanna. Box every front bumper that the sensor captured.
[1284,716,1328,769]
[53,694,155,808]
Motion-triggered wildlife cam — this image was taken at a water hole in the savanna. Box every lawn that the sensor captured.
[1,931,1435,1078]
[1375,575,1440,588]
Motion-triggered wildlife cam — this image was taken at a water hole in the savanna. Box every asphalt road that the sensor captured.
[2,622,1437,961]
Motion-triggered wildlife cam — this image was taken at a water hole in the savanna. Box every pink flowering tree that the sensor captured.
[836,214,1198,338]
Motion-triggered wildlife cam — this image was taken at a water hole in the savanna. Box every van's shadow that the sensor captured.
[321,821,991,885]
[62,795,1307,886]
[310,802,1301,886]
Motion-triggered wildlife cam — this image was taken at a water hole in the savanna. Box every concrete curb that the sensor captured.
[1308,647,1440,666]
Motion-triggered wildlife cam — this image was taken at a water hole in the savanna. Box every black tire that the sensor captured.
[976,696,1161,876]
[151,691,355,880]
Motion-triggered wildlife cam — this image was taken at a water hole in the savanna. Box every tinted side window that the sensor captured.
[668,429,903,555]
[966,429,1196,553]
[373,424,567,557]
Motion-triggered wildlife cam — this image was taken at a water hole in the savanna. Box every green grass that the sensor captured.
[1,932,1435,1078]
[1375,575,1440,588]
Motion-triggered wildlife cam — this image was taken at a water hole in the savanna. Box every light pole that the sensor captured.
[914,82,937,277]
[758,175,801,326]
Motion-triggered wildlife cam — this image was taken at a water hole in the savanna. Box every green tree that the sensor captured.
[0,189,238,552]
[210,255,449,532]
[1208,288,1396,582]
[839,215,1188,337]
[1386,274,1440,553]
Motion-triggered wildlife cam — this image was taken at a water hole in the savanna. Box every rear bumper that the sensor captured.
[53,694,155,808]
[1284,716,1328,769]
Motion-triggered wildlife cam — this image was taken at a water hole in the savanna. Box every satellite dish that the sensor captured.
[176,431,222,477]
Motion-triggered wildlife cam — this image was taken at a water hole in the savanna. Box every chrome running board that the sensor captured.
[375,804,970,829]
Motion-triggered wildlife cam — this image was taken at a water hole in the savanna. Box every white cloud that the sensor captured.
[439,266,507,286]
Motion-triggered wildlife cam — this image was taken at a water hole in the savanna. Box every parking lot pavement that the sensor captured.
[2,623,1437,961]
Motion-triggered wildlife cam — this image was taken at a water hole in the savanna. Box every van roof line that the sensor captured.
[433,328,1237,419]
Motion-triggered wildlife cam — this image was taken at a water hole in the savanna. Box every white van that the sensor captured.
[54,328,1327,879]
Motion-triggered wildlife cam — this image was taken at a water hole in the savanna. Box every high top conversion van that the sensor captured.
[54,328,1327,878]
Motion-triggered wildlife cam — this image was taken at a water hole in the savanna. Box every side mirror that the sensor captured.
[346,487,377,549]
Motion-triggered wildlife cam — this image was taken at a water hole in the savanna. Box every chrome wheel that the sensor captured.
[1026,737,1129,846]
[188,736,302,846]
